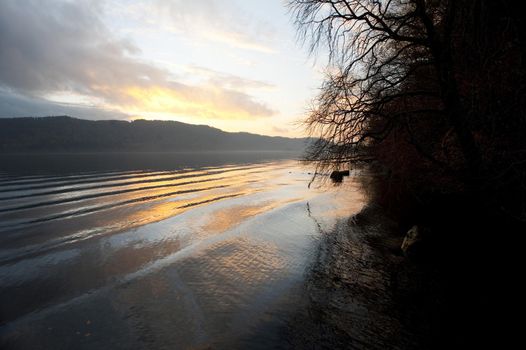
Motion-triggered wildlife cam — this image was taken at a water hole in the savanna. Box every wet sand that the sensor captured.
[286,206,443,350]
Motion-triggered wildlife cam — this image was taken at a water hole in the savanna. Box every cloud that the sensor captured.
[121,83,275,120]
[0,89,129,120]
[0,0,275,120]
[185,66,275,91]
[149,0,277,53]
[272,126,290,134]
[0,0,149,94]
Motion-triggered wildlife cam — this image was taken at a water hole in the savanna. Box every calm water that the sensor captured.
[0,153,363,349]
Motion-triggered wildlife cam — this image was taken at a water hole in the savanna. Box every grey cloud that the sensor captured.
[0,89,129,120]
[0,0,275,120]
[0,0,167,95]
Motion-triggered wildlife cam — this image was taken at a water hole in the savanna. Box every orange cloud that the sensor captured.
[119,84,275,120]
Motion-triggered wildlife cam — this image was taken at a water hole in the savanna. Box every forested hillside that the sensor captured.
[0,116,309,153]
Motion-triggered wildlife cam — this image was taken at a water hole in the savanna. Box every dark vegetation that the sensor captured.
[0,116,308,153]
[289,0,525,347]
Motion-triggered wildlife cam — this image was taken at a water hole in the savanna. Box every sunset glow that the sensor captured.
[0,0,325,136]
[122,85,272,121]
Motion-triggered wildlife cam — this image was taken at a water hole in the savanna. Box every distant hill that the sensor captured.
[0,116,310,153]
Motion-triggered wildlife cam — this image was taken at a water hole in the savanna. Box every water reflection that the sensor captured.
[0,154,363,349]
[0,152,300,176]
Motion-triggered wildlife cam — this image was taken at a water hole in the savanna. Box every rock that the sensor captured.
[329,170,350,182]
[401,225,424,258]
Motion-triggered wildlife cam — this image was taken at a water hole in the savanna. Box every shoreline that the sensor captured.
[286,205,445,349]
[286,200,523,349]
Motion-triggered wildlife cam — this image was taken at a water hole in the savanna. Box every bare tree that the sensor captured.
[289,0,480,178]
[291,0,526,223]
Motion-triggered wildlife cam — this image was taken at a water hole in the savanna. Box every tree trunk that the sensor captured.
[416,0,482,183]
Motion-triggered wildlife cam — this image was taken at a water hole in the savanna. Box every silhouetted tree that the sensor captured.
[290,0,526,220]
[290,3,526,347]
[290,0,475,169]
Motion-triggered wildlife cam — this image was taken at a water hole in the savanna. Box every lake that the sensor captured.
[0,153,363,349]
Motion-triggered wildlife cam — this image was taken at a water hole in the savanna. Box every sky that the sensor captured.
[0,0,326,137]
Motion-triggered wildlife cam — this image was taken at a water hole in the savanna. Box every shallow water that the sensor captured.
[0,153,363,349]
